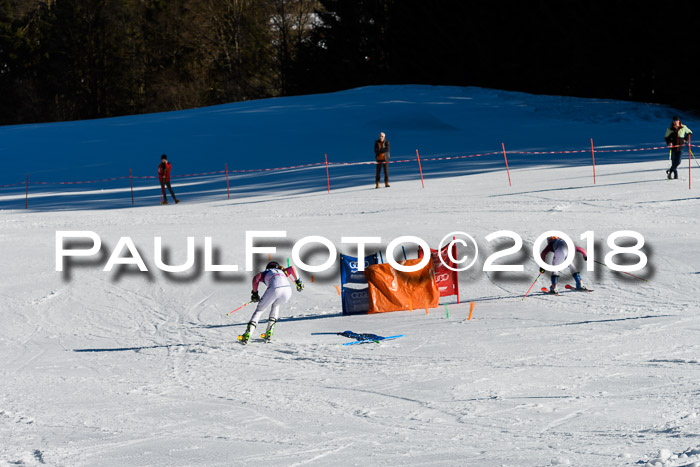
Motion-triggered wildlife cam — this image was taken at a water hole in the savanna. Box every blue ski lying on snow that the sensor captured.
[340,331,403,345]
[341,332,404,345]
[540,285,594,295]
[311,330,404,345]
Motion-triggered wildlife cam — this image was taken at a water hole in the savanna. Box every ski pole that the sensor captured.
[690,148,700,169]
[522,271,543,300]
[594,260,647,282]
[227,301,252,316]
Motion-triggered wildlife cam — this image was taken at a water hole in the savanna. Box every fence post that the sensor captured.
[416,149,425,188]
[501,143,512,186]
[130,169,134,206]
[225,163,230,199]
[324,153,330,193]
[25,174,28,209]
[689,135,692,190]
[590,138,596,184]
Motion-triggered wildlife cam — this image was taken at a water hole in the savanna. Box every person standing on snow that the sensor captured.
[240,261,304,344]
[664,115,692,180]
[374,132,390,188]
[158,154,179,204]
[539,236,589,294]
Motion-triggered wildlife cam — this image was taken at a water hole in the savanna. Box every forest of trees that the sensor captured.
[1,0,699,125]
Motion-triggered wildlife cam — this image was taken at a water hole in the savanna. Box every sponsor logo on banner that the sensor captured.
[350,291,368,299]
[348,260,370,271]
[435,272,451,283]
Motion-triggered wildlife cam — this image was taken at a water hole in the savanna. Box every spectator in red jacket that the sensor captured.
[157,154,179,204]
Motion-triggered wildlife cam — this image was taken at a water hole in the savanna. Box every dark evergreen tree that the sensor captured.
[297,0,393,93]
[137,0,202,112]
[2,0,700,125]
[0,0,41,124]
[267,0,319,96]
[191,0,276,104]
[33,0,142,121]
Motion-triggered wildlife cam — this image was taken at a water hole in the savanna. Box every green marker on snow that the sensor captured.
[445,304,449,319]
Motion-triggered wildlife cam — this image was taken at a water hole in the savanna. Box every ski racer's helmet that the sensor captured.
[546,236,559,244]
[266,261,281,270]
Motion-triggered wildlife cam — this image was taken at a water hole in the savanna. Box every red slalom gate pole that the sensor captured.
[453,237,460,304]
[324,153,330,193]
[501,142,512,186]
[225,163,230,199]
[590,138,597,184]
[416,149,425,188]
[25,174,28,209]
[130,169,134,206]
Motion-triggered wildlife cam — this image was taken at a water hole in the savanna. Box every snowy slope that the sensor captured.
[1,86,699,467]
[0,85,684,210]
[0,85,674,185]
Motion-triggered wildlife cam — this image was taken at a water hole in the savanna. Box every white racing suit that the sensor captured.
[540,238,588,290]
[249,267,298,324]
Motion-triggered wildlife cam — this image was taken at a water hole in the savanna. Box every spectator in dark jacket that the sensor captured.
[664,116,693,180]
[374,132,390,188]
[158,154,179,204]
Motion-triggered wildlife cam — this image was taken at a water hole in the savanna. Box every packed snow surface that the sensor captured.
[1,86,698,466]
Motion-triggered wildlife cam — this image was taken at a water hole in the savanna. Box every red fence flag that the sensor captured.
[416,149,425,188]
[502,142,512,186]
[225,163,231,199]
[590,138,597,184]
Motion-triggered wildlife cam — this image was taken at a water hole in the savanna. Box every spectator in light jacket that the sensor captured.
[374,132,390,188]
[664,115,693,180]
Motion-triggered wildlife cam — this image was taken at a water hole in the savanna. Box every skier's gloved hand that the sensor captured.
[251,290,260,302]
[583,255,588,261]
[539,267,546,274]
[295,279,304,291]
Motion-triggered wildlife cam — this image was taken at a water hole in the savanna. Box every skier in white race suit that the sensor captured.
[241,261,303,344]
[539,236,588,294]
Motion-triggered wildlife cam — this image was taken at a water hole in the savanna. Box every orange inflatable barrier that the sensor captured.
[365,258,440,314]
